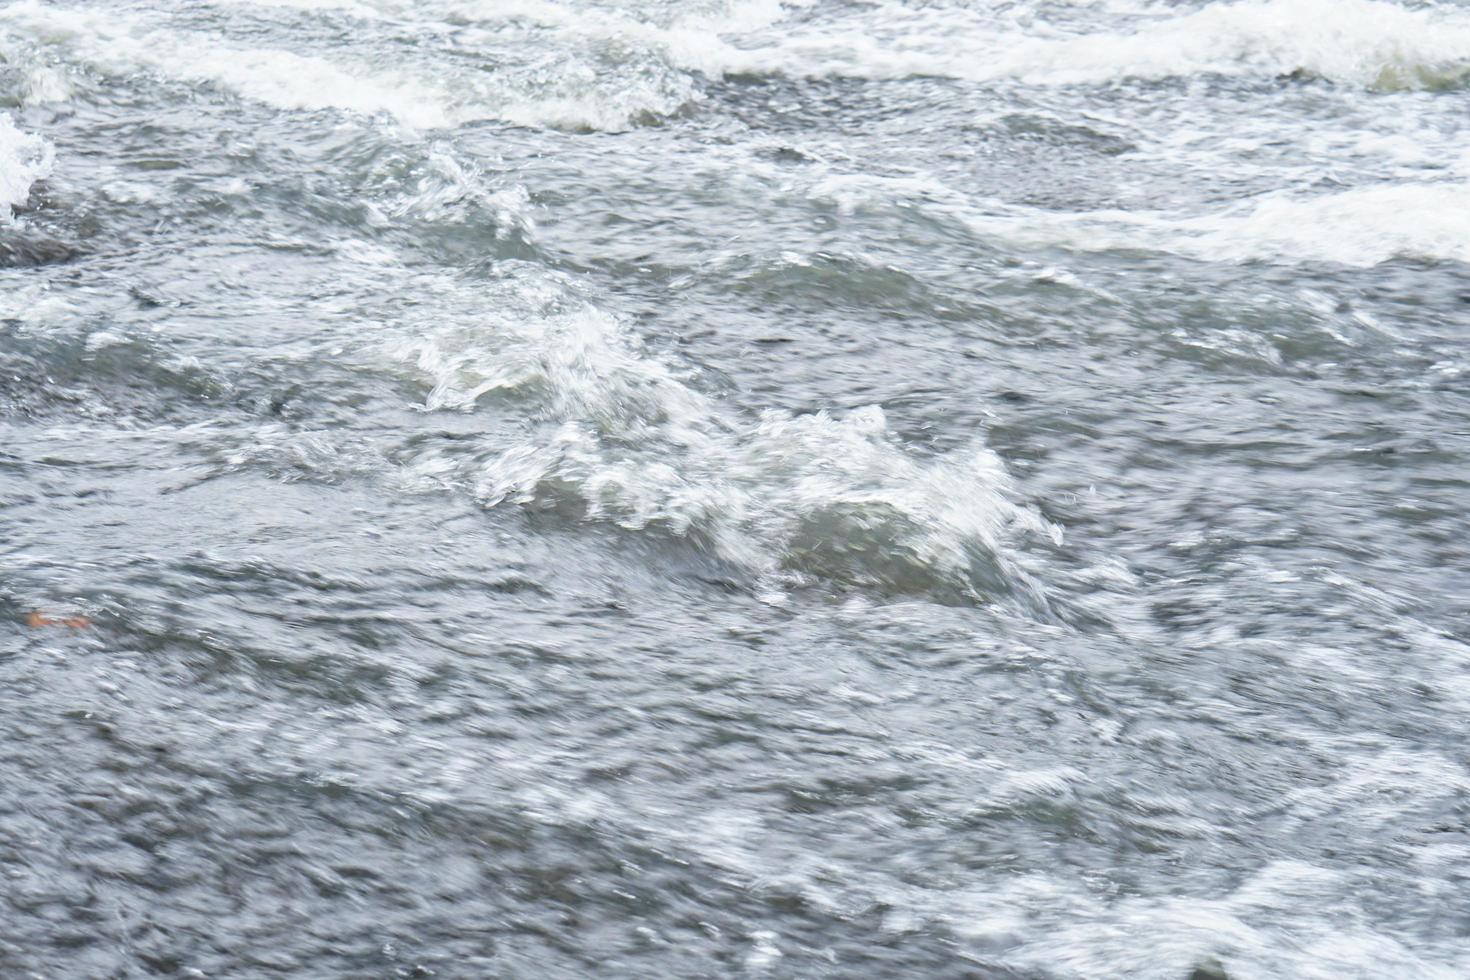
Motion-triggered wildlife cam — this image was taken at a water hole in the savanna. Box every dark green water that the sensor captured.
[4,1,1470,976]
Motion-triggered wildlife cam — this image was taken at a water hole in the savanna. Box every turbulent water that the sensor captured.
[3,0,1470,976]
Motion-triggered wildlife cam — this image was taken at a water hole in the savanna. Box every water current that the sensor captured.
[4,1,1470,976]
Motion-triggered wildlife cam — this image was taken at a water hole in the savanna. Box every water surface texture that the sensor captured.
[4,1,1470,976]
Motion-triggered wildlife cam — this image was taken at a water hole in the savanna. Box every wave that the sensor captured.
[8,0,1466,138]
[369,262,1060,605]
[971,182,1470,267]
[985,748,1470,979]
[660,0,1470,91]
[0,2,457,128]
[0,2,693,131]
[0,111,52,221]
[801,169,1470,267]
[1175,182,1470,265]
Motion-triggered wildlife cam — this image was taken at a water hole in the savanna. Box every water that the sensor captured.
[3,0,1469,976]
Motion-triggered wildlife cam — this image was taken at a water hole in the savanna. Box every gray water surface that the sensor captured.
[4,1,1470,977]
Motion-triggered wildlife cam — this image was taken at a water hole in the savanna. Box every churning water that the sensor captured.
[4,1,1470,976]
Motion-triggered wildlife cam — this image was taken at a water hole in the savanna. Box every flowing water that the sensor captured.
[4,0,1470,976]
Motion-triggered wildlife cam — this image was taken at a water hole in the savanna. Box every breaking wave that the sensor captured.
[8,0,1468,140]
[684,0,1470,91]
[804,171,1470,268]
[0,1,695,131]
[373,263,1060,604]
[0,111,52,221]
[974,182,1470,267]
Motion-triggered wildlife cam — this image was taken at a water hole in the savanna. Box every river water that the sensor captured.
[3,1,1470,977]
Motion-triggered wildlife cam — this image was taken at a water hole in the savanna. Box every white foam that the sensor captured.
[12,0,1466,133]
[666,0,1470,91]
[1181,182,1470,265]
[0,2,456,128]
[0,1,693,131]
[972,181,1470,267]
[989,860,1470,979]
[213,0,383,18]
[0,279,71,321]
[384,148,537,240]
[374,265,1058,602]
[800,167,1470,267]
[20,64,73,105]
[0,111,52,221]
[889,738,1470,978]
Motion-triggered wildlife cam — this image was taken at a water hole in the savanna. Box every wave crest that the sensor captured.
[379,266,1059,604]
[0,1,695,131]
[667,0,1470,92]
[0,111,52,221]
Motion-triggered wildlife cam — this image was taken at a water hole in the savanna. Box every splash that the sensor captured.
[377,265,1059,604]
[0,111,53,222]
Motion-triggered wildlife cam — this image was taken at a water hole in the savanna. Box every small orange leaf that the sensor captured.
[25,611,91,629]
